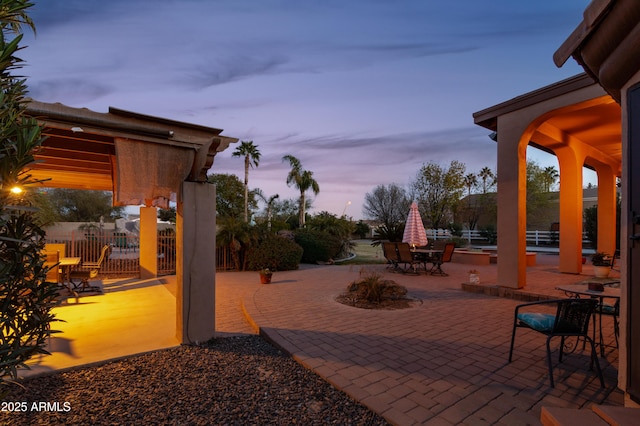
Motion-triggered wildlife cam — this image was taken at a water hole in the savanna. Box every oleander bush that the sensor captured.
[247,234,303,271]
[0,1,59,397]
[294,228,342,263]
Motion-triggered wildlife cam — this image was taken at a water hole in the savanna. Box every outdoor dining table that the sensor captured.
[556,283,621,356]
[58,257,81,296]
[410,249,442,272]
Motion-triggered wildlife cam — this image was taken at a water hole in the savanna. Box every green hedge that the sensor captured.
[294,229,342,263]
[247,235,303,271]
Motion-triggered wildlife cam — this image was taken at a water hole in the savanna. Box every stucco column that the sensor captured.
[595,165,617,256]
[556,146,584,274]
[619,71,640,403]
[139,206,158,279]
[176,181,216,344]
[496,115,529,288]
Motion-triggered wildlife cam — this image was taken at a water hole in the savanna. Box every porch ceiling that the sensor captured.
[532,98,621,169]
[33,125,116,191]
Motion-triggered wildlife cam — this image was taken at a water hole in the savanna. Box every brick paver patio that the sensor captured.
[218,254,623,425]
[28,252,623,425]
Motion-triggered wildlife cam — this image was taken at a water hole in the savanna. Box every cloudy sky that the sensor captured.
[22,0,591,219]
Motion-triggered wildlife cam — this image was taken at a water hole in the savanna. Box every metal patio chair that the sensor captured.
[429,243,455,276]
[508,298,604,388]
[69,244,111,293]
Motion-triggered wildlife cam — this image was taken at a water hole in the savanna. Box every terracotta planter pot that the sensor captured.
[259,273,272,284]
[593,265,610,278]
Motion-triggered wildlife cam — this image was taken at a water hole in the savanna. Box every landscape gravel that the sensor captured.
[1,336,389,425]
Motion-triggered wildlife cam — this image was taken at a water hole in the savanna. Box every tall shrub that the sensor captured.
[0,0,59,396]
[247,234,303,271]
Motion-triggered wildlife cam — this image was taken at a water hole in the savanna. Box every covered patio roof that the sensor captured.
[24,100,237,344]
[474,73,621,175]
[26,100,237,200]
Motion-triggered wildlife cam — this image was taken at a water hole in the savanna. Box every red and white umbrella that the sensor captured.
[403,202,428,247]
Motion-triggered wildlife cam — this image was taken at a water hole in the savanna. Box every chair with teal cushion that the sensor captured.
[599,299,620,347]
[508,298,604,388]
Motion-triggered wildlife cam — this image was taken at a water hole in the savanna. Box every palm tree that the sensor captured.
[232,140,261,222]
[255,189,279,231]
[463,173,478,201]
[542,166,559,192]
[282,155,320,227]
[479,167,495,193]
[216,216,250,271]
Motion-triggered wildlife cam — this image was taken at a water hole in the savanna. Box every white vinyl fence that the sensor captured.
[425,228,589,246]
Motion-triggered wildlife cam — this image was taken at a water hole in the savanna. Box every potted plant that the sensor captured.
[469,269,480,284]
[591,252,612,278]
[259,268,273,284]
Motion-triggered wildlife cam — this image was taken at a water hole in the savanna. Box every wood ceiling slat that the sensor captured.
[37,146,111,163]
[41,136,115,155]
[43,127,113,144]
[30,163,112,174]
[32,157,112,172]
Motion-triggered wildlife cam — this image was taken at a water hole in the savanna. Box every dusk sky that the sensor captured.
[22,0,592,220]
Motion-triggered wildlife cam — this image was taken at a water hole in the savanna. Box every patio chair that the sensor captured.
[508,298,604,388]
[382,242,399,271]
[69,244,111,293]
[429,243,455,276]
[396,242,420,274]
[599,298,620,348]
[43,250,60,284]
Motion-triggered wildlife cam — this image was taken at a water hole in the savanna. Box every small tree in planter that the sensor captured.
[591,252,612,278]
[259,268,273,284]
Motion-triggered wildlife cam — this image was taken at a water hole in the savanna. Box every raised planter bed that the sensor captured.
[453,249,537,266]
[452,249,491,265]
[489,252,537,266]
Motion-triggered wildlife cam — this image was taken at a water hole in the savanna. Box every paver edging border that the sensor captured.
[461,282,555,302]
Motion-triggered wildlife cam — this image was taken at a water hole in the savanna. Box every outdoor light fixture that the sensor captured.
[10,186,23,195]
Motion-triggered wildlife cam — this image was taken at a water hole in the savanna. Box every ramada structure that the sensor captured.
[474,0,640,407]
[25,100,237,345]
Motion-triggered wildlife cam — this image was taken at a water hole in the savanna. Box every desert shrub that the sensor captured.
[346,270,407,304]
[479,224,497,245]
[247,234,303,271]
[294,228,342,263]
[448,222,463,237]
[371,222,405,246]
[584,205,597,247]
[446,236,468,248]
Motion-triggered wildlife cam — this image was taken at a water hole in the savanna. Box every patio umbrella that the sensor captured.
[402,202,428,247]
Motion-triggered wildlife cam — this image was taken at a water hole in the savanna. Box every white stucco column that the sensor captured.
[139,206,158,279]
[595,165,618,256]
[556,146,584,274]
[496,115,529,288]
[176,181,216,344]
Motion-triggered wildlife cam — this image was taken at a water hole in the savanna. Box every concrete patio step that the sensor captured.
[541,405,640,426]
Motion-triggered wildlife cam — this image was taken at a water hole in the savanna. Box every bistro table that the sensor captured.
[410,248,442,273]
[58,257,81,297]
[556,283,621,356]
